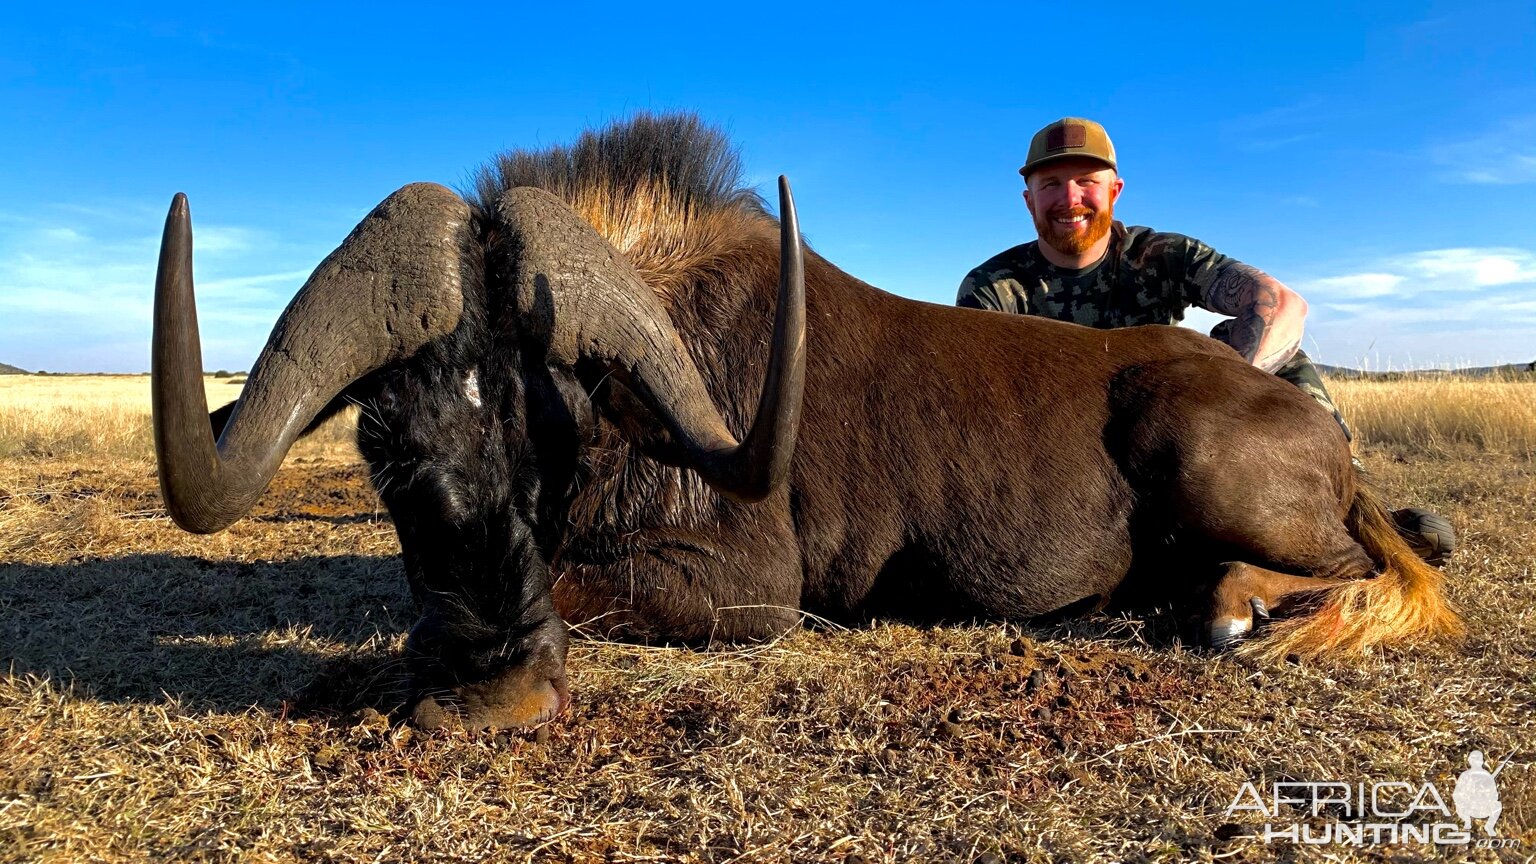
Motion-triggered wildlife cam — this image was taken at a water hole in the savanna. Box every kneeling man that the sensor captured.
[958,117,1453,563]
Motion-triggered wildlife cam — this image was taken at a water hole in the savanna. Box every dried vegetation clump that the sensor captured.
[1,375,1532,862]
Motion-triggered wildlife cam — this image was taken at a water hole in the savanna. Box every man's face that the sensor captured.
[1024,158,1124,256]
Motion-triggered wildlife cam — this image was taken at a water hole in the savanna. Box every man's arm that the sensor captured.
[1205,263,1308,373]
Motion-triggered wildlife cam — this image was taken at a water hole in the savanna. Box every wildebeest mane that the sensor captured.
[471,113,777,300]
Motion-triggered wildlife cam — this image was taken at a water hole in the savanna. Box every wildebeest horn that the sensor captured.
[153,183,470,533]
[499,176,805,502]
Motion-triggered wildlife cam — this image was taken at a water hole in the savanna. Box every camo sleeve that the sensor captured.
[1179,236,1240,310]
[958,244,1037,314]
[1121,231,1234,309]
[956,266,1024,314]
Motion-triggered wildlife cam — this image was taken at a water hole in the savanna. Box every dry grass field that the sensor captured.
[1,374,1532,863]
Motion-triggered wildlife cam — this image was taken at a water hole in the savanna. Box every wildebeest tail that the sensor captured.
[1245,483,1463,660]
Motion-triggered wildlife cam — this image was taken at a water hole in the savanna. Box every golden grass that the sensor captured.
[0,375,357,461]
[1330,377,1536,456]
[6,373,1529,462]
[1,376,1532,862]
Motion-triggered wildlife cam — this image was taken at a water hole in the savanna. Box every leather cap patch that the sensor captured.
[1047,123,1087,151]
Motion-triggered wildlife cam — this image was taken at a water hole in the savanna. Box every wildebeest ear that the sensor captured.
[209,400,235,439]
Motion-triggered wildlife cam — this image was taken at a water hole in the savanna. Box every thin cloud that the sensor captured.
[1398,248,1536,286]
[1239,132,1322,153]
[0,286,149,320]
[1297,245,1536,367]
[185,225,261,256]
[1219,99,1332,153]
[1430,116,1536,185]
[1300,248,1536,300]
[38,227,84,243]
[1321,292,1536,327]
[0,200,316,371]
[200,269,312,292]
[1303,272,1404,299]
[48,201,163,225]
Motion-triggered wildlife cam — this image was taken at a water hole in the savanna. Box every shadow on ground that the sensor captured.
[0,553,413,714]
[1,546,1210,718]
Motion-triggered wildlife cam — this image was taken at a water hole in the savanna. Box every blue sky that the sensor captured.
[2,1,1533,372]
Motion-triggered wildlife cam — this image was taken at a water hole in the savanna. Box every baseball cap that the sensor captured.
[1019,118,1117,177]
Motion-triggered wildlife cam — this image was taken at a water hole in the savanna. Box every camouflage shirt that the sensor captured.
[956,222,1238,328]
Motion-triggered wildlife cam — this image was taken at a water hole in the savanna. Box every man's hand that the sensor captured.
[1206,263,1307,373]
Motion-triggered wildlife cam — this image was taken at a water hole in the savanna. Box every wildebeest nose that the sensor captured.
[409,665,569,732]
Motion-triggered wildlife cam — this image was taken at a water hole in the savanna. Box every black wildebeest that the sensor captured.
[153,114,1459,730]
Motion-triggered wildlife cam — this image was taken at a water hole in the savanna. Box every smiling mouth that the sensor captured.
[1053,213,1091,226]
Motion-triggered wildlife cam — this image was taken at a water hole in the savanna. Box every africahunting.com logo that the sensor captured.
[1225,750,1521,848]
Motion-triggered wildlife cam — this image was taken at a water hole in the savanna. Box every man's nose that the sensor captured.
[1065,182,1086,206]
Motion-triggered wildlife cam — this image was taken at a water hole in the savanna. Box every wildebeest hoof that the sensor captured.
[1209,596,1269,650]
[1208,616,1252,650]
[409,696,454,731]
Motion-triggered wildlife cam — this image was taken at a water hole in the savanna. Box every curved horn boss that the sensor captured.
[497,177,805,502]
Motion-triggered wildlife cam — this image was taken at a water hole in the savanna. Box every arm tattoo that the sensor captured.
[1207,264,1298,373]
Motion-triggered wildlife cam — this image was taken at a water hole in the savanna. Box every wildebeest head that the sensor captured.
[152,116,805,729]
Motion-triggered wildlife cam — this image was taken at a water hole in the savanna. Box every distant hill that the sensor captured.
[0,362,29,375]
[1317,361,1536,380]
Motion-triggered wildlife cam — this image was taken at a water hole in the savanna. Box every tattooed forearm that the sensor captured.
[1252,334,1301,374]
[1207,264,1305,373]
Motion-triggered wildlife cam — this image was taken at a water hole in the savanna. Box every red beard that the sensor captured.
[1035,204,1113,256]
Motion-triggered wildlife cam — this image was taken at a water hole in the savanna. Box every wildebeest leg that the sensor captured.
[1208,562,1342,649]
[551,524,804,644]
[1163,399,1377,648]
[1114,353,1378,647]
[1170,425,1376,648]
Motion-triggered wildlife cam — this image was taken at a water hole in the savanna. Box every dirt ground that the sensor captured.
[1,440,1532,863]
